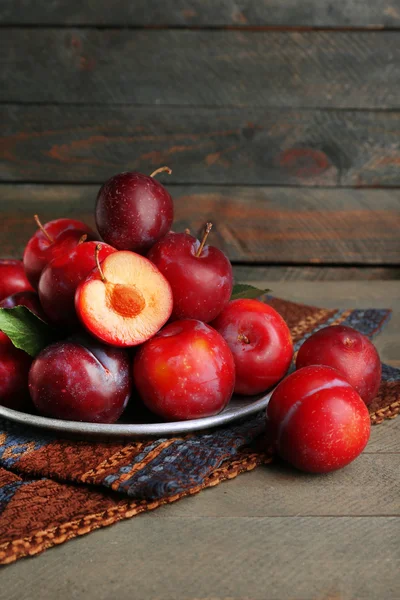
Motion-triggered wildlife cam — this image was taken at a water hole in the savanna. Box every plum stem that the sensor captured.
[150,166,172,178]
[78,234,87,244]
[195,222,213,258]
[95,244,107,283]
[34,214,54,243]
[238,333,250,344]
[184,228,191,235]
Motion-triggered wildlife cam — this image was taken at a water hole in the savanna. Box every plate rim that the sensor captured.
[0,391,272,438]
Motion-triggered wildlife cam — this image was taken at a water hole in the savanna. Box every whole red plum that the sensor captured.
[266,365,371,473]
[0,259,34,301]
[133,319,235,421]
[147,229,233,323]
[23,217,96,288]
[296,325,381,405]
[211,299,293,395]
[38,241,116,328]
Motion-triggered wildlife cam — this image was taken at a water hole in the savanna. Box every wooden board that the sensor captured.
[2,106,400,187]
[1,30,400,109]
[233,265,400,281]
[367,419,400,453]
[1,1,400,27]
[150,454,400,517]
[1,185,399,265]
[1,516,399,600]
[262,281,400,369]
[269,280,400,308]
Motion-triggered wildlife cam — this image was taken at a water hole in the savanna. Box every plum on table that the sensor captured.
[296,325,381,405]
[266,365,371,473]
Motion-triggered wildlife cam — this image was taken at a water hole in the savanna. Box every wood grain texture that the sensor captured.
[233,265,400,281]
[1,30,400,108]
[247,279,400,310]
[150,454,400,517]
[1,517,399,600]
[2,106,400,187]
[1,185,399,265]
[367,419,400,453]
[242,280,400,368]
[262,281,400,369]
[2,1,400,27]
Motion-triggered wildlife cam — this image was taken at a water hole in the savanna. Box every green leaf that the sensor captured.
[230,283,270,301]
[0,306,56,357]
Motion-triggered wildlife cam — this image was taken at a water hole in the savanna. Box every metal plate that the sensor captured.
[0,392,272,439]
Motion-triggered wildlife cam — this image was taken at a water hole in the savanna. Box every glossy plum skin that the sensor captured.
[296,325,381,406]
[133,320,236,421]
[147,232,233,322]
[95,172,173,253]
[39,241,116,328]
[0,332,33,411]
[23,218,96,289]
[0,291,47,321]
[211,299,293,395]
[29,334,132,423]
[0,259,34,300]
[266,365,371,473]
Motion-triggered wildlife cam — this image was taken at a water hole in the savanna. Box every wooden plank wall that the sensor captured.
[1,1,400,280]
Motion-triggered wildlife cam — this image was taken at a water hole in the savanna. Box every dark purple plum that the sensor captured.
[95,168,173,253]
[0,332,33,411]
[29,334,132,423]
[0,259,34,300]
[0,290,47,321]
[0,291,45,412]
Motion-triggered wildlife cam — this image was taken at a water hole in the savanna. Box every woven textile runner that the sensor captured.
[0,296,399,565]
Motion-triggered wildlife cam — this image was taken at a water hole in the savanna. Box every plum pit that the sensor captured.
[107,283,146,318]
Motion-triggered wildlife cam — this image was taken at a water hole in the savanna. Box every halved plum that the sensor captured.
[75,250,173,347]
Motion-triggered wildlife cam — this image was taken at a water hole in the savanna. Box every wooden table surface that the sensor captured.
[2,280,399,600]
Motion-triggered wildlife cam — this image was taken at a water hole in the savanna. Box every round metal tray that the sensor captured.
[0,391,272,439]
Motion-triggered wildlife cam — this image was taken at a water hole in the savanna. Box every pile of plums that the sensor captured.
[0,167,382,473]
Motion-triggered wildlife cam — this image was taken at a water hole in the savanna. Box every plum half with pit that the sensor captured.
[75,249,173,347]
[29,334,132,423]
